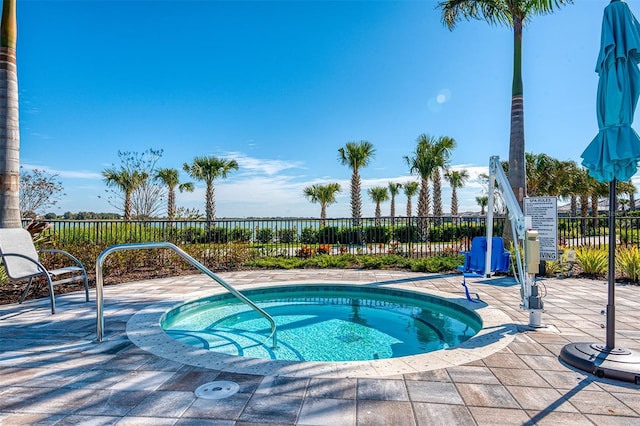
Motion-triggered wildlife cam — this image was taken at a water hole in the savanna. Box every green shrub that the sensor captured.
[182,227,204,243]
[410,255,463,273]
[277,229,298,244]
[616,245,640,282]
[205,227,228,243]
[256,228,274,244]
[393,225,417,243]
[336,227,359,244]
[541,260,564,276]
[300,227,317,244]
[363,226,391,244]
[317,226,340,244]
[575,246,608,276]
[229,227,252,242]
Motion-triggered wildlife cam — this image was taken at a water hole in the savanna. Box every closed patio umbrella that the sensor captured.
[562,0,640,383]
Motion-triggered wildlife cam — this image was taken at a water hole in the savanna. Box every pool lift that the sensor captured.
[486,156,545,328]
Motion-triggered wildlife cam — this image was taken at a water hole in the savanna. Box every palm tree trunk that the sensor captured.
[167,187,176,219]
[417,177,430,242]
[0,0,20,228]
[406,196,412,218]
[351,170,361,226]
[375,202,381,226]
[320,203,327,227]
[432,169,442,217]
[206,183,215,222]
[508,18,526,209]
[580,195,589,236]
[591,193,599,230]
[390,194,395,226]
[451,188,458,216]
[124,192,132,221]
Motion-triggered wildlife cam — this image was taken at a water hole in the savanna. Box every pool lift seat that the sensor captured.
[457,236,511,302]
[0,228,89,314]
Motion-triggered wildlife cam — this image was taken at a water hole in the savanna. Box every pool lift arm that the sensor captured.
[486,156,544,328]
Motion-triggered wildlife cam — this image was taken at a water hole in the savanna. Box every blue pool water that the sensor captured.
[161,285,482,362]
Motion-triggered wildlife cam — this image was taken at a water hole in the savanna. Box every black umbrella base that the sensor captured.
[560,342,640,384]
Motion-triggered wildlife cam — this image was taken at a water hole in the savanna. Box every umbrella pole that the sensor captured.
[561,177,640,383]
[607,179,616,349]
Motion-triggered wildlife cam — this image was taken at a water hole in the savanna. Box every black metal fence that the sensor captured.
[30,214,640,258]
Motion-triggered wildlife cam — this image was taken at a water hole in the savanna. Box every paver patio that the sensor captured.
[1,269,640,425]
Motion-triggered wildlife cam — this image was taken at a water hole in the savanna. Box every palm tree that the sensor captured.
[526,152,557,197]
[102,168,148,221]
[622,181,637,211]
[183,156,239,222]
[590,177,609,230]
[476,195,489,215]
[155,168,194,220]
[338,141,375,226]
[404,134,440,240]
[368,186,389,226]
[438,0,573,208]
[555,160,582,217]
[403,181,419,218]
[388,182,402,225]
[0,0,19,228]
[445,169,469,216]
[303,183,341,227]
[430,136,456,218]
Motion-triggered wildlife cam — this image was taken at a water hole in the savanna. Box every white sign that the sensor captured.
[524,197,558,261]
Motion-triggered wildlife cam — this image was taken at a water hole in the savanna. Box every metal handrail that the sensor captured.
[95,242,277,348]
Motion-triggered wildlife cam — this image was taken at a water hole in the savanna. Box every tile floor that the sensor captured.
[1,269,640,425]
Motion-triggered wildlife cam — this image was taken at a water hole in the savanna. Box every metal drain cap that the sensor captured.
[194,381,240,399]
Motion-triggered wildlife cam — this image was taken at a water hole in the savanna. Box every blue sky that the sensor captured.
[17,0,616,218]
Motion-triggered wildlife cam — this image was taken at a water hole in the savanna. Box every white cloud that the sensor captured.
[21,164,102,180]
[222,151,305,176]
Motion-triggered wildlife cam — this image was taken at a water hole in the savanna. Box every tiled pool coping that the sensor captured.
[127,280,517,378]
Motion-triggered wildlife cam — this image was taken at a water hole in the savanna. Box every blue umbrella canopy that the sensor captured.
[581,0,640,183]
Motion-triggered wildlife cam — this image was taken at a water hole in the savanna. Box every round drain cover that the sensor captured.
[194,381,240,399]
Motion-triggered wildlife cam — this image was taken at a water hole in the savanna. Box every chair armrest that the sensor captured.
[0,252,49,279]
[38,249,86,271]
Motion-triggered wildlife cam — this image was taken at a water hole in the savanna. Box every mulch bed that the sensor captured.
[0,267,198,306]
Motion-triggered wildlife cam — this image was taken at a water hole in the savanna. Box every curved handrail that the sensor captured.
[95,242,277,348]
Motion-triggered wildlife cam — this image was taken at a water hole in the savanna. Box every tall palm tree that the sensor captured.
[404,135,440,241]
[445,169,469,216]
[338,141,375,226]
[430,136,456,218]
[626,182,637,211]
[439,0,573,208]
[476,195,489,215]
[102,168,148,221]
[403,181,419,218]
[183,156,238,222]
[368,186,389,226]
[557,160,582,217]
[303,182,341,227]
[387,182,402,225]
[526,152,556,196]
[155,168,194,220]
[0,0,19,228]
[576,168,591,235]
[590,177,609,230]
[616,181,635,215]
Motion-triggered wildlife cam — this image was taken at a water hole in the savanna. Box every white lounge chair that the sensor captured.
[0,228,89,314]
